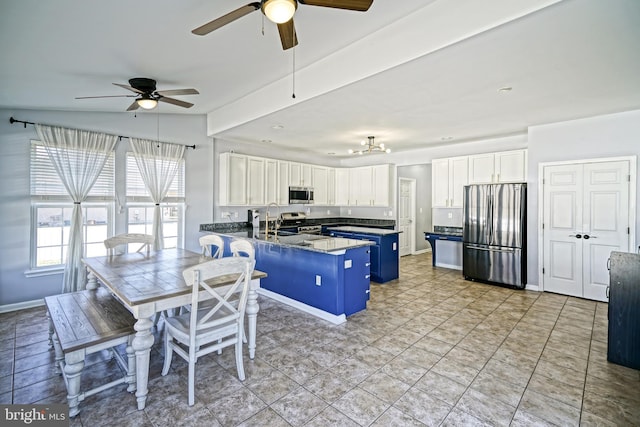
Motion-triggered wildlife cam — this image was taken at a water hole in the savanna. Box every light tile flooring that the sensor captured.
[2,252,640,426]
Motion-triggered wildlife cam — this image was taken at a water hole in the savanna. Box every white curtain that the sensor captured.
[130,138,185,251]
[35,124,118,293]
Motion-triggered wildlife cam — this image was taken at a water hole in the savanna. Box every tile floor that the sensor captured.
[1,252,640,426]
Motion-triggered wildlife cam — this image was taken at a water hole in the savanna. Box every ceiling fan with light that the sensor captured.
[75,78,199,111]
[192,0,374,50]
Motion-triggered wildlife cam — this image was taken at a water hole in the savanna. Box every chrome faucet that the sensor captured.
[265,202,281,239]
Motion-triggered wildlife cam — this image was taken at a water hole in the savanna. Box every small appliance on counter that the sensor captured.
[250,209,260,238]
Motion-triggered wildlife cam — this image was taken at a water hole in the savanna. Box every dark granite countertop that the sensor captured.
[200,217,395,234]
[207,230,374,254]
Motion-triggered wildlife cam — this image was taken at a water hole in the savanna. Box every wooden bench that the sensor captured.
[45,287,137,417]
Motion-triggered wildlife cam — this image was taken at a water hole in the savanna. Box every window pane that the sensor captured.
[37,246,62,267]
[164,237,177,249]
[86,242,107,258]
[37,223,63,247]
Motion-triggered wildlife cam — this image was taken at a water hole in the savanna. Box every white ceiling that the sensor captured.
[2,0,639,159]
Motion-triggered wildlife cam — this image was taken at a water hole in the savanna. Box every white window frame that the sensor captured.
[125,152,186,250]
[27,140,115,276]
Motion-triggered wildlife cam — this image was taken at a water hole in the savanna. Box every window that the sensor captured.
[30,141,114,269]
[126,153,185,249]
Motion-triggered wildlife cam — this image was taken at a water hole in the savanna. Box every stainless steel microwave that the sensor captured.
[289,186,314,204]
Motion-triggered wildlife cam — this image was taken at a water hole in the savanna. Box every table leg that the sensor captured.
[131,316,154,410]
[64,350,85,418]
[246,279,260,359]
[86,271,98,290]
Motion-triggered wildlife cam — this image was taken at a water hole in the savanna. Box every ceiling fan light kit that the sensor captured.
[136,95,158,110]
[263,0,297,23]
[192,0,373,50]
[76,77,198,112]
[349,136,390,155]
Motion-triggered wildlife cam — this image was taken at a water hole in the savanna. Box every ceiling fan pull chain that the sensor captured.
[292,44,296,99]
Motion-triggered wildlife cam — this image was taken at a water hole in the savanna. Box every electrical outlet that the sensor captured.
[348,209,352,215]
[388,210,393,216]
[327,210,330,215]
[234,212,239,218]
[447,212,453,219]
[221,211,230,218]
[383,211,387,216]
[315,275,321,286]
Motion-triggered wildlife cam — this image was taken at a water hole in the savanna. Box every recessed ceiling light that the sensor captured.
[498,86,513,93]
[327,152,336,155]
[441,136,453,141]
[271,124,284,130]
[261,139,272,143]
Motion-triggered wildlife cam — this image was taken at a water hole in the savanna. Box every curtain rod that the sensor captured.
[9,117,196,149]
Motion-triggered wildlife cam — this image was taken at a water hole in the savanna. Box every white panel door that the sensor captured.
[543,164,583,297]
[399,178,414,256]
[582,161,630,300]
[543,160,630,301]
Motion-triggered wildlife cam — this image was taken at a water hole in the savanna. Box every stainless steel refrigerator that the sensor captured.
[462,183,526,288]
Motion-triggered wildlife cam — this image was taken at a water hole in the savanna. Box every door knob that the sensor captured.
[583,235,590,240]
[569,234,582,239]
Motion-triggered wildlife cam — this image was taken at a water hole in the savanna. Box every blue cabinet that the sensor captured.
[212,233,371,317]
[328,230,399,283]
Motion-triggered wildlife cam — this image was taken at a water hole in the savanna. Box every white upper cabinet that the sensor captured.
[218,152,247,206]
[335,168,350,206]
[312,166,330,205]
[327,168,336,206]
[277,160,290,205]
[348,164,391,207]
[264,158,278,205]
[432,156,468,208]
[290,162,313,187]
[468,149,527,184]
[495,150,527,183]
[372,164,391,206]
[247,156,265,205]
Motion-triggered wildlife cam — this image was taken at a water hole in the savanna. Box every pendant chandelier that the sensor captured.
[348,136,391,155]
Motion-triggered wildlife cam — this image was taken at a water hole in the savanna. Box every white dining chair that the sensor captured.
[199,234,225,258]
[161,257,255,406]
[104,233,154,256]
[229,239,255,260]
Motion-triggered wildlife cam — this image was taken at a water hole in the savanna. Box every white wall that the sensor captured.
[0,109,212,307]
[527,109,640,286]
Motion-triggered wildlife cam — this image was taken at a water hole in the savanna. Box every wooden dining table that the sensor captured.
[82,248,266,410]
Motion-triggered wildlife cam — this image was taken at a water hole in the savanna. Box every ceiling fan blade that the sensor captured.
[158,96,194,109]
[298,0,373,11]
[192,2,261,36]
[126,101,140,111]
[75,95,137,99]
[278,19,298,50]
[113,83,145,95]
[155,88,199,96]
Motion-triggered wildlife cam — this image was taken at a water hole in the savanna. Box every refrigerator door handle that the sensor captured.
[466,244,515,253]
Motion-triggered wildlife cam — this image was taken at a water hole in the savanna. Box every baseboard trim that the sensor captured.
[525,284,541,292]
[257,288,347,325]
[0,299,45,314]
[413,249,429,255]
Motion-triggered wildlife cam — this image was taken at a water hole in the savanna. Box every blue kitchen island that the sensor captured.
[326,226,400,283]
[209,231,374,324]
